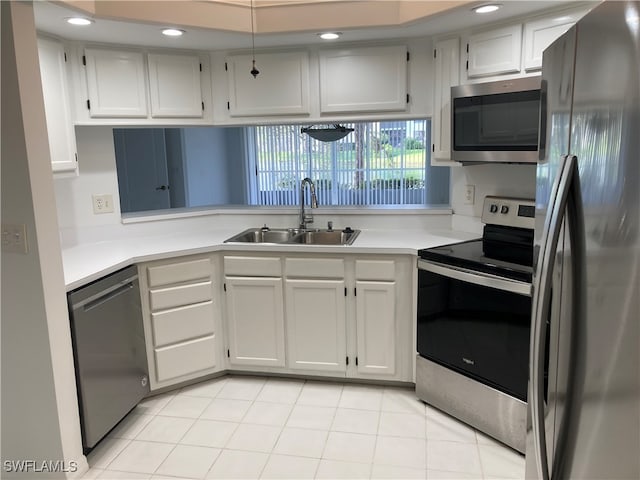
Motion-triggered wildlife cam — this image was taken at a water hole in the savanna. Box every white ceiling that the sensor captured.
[33,1,590,51]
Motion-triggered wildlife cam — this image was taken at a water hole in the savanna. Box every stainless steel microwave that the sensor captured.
[451,77,542,163]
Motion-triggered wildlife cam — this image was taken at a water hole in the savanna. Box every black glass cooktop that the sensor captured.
[419,239,533,283]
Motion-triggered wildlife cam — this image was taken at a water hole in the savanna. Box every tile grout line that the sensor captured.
[312,381,345,478]
[139,378,223,478]
[257,377,308,479]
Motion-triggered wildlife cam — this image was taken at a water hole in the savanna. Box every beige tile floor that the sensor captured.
[83,375,524,479]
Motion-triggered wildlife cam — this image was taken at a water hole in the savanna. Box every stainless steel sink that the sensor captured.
[224,228,299,243]
[289,229,359,245]
[224,227,359,245]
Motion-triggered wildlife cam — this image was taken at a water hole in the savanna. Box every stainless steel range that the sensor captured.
[416,196,535,453]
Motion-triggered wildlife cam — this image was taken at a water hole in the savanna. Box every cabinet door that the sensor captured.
[467,25,522,78]
[84,48,148,117]
[523,14,582,71]
[148,53,202,117]
[37,37,77,173]
[225,277,286,367]
[432,38,460,165]
[226,51,310,116]
[355,281,396,376]
[319,45,408,113]
[285,279,347,373]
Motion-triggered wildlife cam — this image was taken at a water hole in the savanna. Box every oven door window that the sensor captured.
[417,269,531,401]
[453,90,540,151]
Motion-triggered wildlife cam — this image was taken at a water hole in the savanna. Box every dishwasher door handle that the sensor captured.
[72,276,138,312]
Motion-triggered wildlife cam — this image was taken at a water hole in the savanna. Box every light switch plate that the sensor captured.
[1,223,28,254]
[92,194,114,214]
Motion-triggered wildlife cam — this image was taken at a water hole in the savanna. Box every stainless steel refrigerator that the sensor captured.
[526,1,640,478]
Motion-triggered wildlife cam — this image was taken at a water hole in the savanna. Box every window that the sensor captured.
[249,120,449,206]
[111,121,449,215]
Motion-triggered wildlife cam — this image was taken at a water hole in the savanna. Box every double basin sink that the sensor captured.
[224,227,360,245]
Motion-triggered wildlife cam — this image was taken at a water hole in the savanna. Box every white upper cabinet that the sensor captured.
[148,53,203,118]
[37,37,77,173]
[226,51,310,116]
[431,37,460,165]
[319,45,408,113]
[84,47,148,117]
[523,9,587,71]
[466,25,522,78]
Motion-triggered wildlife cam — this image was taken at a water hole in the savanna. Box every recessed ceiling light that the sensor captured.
[66,17,93,26]
[319,32,341,40]
[162,28,185,37]
[473,4,501,14]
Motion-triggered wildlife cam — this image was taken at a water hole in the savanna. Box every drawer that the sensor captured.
[154,335,217,382]
[224,256,282,277]
[147,257,211,287]
[285,258,344,278]
[355,259,396,281]
[152,301,214,348]
[150,281,212,311]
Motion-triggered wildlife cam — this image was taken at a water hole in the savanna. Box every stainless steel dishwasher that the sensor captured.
[68,265,149,449]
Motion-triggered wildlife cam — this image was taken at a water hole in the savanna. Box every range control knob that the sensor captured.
[501,205,510,214]
[490,204,499,213]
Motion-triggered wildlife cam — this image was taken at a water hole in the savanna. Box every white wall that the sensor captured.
[1,2,86,477]
[54,126,122,235]
[450,163,537,233]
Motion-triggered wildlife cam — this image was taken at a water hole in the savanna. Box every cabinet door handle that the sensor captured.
[155,185,169,191]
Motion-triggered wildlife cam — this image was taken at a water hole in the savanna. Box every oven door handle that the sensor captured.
[417,259,532,296]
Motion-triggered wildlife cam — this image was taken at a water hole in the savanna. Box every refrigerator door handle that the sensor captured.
[550,156,586,479]
[530,154,579,480]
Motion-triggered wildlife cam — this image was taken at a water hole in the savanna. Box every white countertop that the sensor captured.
[62,228,479,291]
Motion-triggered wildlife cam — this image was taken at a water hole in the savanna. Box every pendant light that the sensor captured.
[301,125,354,142]
[250,0,259,78]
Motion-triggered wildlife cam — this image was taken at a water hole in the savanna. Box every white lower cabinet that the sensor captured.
[355,280,396,376]
[285,278,347,373]
[282,256,412,382]
[223,255,286,370]
[139,255,221,390]
[224,276,286,368]
[350,258,412,382]
[138,252,413,387]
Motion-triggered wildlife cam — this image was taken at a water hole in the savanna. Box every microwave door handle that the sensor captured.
[530,154,577,480]
[538,80,548,161]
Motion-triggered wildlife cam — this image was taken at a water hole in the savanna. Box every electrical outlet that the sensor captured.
[1,223,28,254]
[92,194,114,214]
[464,185,475,205]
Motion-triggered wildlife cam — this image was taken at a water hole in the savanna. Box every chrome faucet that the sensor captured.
[299,177,318,230]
